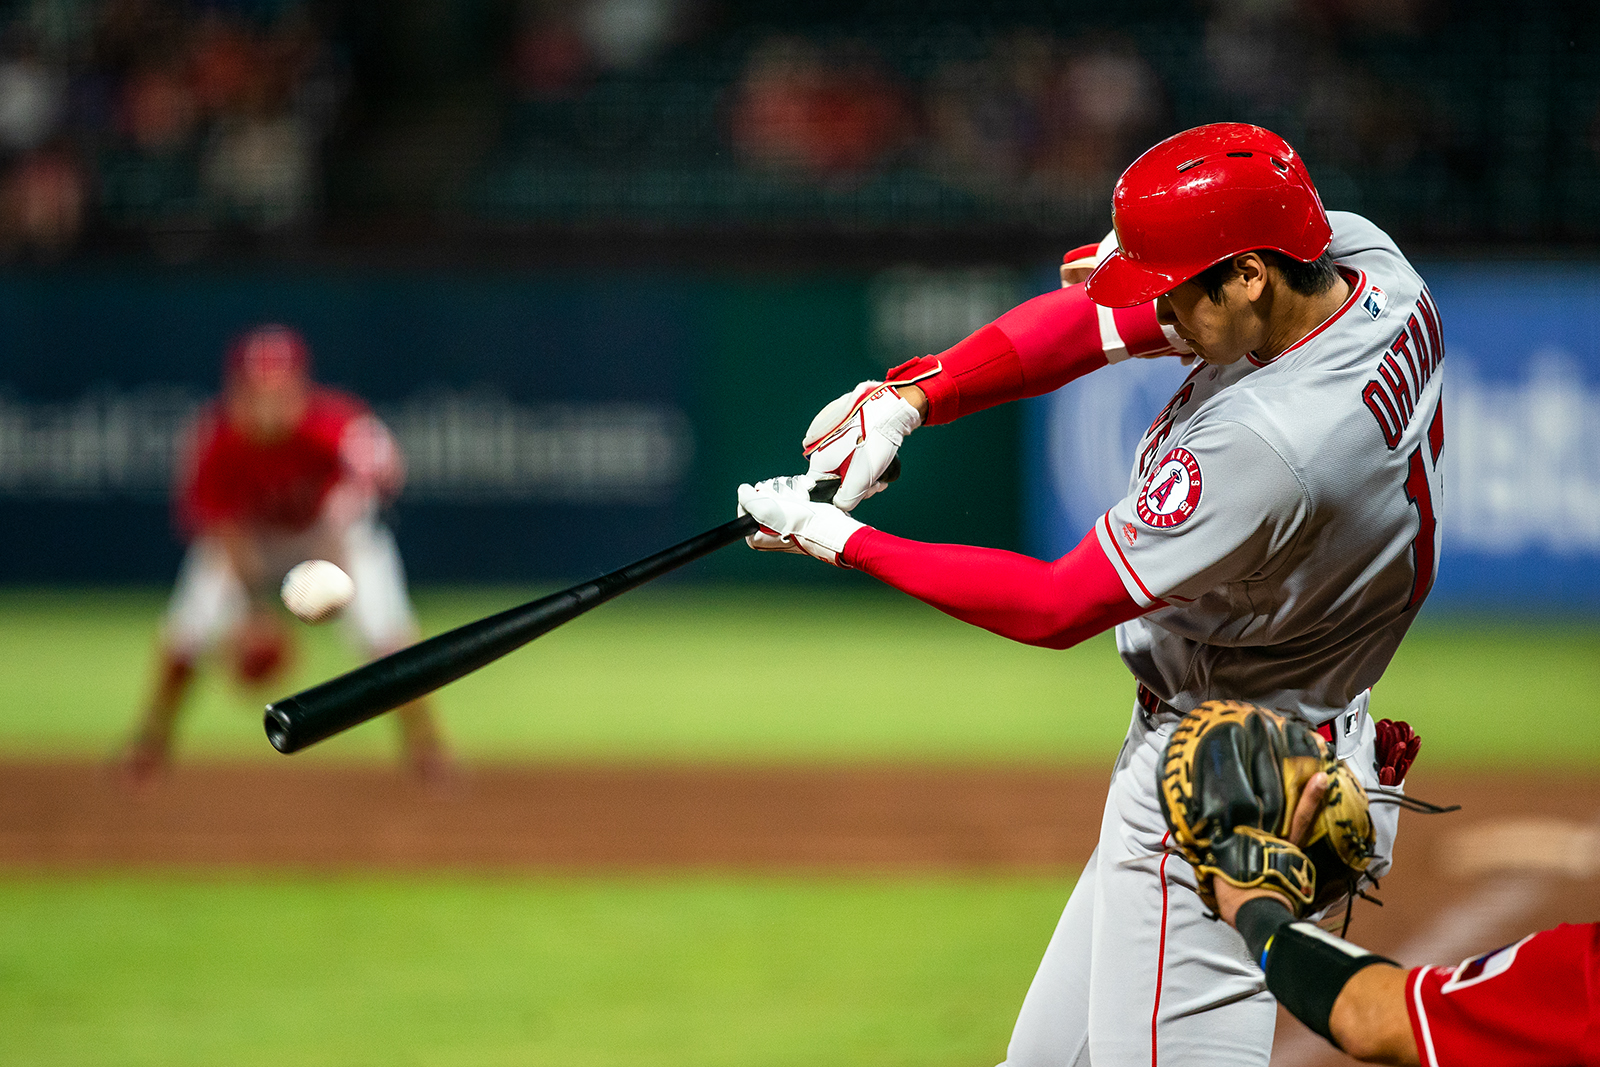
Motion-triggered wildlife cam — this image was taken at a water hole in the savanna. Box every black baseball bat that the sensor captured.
[263,461,896,754]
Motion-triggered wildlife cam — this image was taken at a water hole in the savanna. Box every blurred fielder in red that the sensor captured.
[121,324,449,782]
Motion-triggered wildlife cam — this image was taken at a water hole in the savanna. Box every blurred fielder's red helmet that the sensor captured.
[225,324,311,389]
[1085,123,1331,308]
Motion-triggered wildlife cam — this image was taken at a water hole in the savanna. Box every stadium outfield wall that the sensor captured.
[0,266,1019,585]
[1,262,1593,607]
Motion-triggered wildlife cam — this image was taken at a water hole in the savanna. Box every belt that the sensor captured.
[1140,681,1345,748]
[1135,683,1181,726]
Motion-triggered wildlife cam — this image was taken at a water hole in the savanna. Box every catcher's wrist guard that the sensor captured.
[1235,894,1296,964]
[1263,921,1397,1048]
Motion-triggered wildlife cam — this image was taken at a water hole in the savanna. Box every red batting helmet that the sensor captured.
[1085,123,1331,308]
[225,324,311,388]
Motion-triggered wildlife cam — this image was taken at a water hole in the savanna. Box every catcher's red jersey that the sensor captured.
[1406,922,1600,1067]
[179,388,369,535]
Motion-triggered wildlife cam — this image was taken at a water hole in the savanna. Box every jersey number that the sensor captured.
[1402,399,1445,609]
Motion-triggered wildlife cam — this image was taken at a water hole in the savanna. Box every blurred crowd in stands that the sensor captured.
[0,0,344,259]
[724,32,1164,203]
[0,0,1595,258]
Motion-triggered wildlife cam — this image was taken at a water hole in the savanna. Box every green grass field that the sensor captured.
[1,586,1596,766]
[0,873,1069,1067]
[1,587,1596,1066]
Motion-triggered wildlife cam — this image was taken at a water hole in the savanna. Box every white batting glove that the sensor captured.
[802,381,922,512]
[737,475,865,566]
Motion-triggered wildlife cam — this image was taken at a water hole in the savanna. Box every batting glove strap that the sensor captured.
[738,476,866,566]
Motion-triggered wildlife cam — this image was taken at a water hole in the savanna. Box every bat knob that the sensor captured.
[263,702,298,753]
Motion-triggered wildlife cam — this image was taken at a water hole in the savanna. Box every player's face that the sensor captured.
[1155,268,1267,366]
[227,369,309,442]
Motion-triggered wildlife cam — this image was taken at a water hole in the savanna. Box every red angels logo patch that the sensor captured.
[1137,447,1203,529]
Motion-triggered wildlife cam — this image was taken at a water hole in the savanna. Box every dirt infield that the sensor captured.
[2,760,1596,1066]
[0,760,1118,870]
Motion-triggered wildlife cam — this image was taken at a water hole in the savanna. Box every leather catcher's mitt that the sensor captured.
[1159,700,1376,916]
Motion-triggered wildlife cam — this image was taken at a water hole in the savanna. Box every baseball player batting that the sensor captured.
[121,324,449,783]
[737,122,1445,1066]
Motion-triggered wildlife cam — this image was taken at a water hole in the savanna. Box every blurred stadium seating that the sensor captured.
[0,0,1595,262]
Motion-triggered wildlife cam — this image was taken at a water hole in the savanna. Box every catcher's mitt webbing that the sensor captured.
[1158,700,1376,915]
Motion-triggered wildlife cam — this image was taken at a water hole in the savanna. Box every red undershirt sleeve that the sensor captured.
[886,285,1177,425]
[839,524,1160,650]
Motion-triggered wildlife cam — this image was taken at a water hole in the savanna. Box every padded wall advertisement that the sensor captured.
[0,267,1021,582]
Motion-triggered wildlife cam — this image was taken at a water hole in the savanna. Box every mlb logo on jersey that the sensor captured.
[1362,284,1387,320]
[1137,447,1203,529]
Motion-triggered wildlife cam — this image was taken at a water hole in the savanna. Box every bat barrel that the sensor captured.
[264,514,758,753]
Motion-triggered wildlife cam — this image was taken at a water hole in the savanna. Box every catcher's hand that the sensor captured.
[1158,700,1376,917]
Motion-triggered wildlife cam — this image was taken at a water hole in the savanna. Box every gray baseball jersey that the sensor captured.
[1093,212,1446,725]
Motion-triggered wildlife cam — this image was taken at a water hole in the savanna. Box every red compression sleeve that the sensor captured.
[888,286,1174,425]
[841,525,1158,650]
[890,286,1104,425]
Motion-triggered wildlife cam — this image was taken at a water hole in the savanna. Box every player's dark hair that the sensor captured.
[1192,251,1340,302]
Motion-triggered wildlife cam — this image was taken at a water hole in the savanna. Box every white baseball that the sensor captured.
[280,560,355,624]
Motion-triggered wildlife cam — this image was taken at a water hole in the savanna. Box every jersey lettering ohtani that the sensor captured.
[1094,212,1446,725]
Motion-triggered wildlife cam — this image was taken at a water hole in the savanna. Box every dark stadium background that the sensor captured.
[0,6,1597,1067]
[0,0,1595,598]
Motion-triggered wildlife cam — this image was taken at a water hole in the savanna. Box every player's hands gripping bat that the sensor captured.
[1158,700,1376,917]
[803,377,929,512]
[737,474,865,564]
[264,461,898,755]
